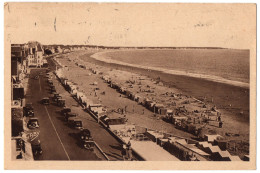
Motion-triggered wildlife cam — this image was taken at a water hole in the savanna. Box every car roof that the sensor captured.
[29,118,38,120]
[82,129,90,132]
[68,112,77,115]
[68,117,80,120]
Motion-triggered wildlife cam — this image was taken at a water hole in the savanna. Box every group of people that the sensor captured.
[121,141,133,161]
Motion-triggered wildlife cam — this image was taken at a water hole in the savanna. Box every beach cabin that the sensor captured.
[125,90,132,98]
[76,92,84,101]
[154,103,164,114]
[172,116,188,125]
[175,106,188,115]
[159,107,168,115]
[104,113,126,126]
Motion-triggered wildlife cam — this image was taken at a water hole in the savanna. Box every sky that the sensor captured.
[4,3,256,49]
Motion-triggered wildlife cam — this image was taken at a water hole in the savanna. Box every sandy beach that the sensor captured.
[87,50,249,122]
[54,50,249,158]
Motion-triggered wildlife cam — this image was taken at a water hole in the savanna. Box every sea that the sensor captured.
[103,49,250,86]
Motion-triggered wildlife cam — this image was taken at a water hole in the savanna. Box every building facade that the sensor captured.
[26,41,44,67]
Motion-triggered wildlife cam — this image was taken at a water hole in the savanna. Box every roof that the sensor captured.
[229,156,241,161]
[130,140,180,161]
[27,41,38,48]
[204,134,222,142]
[11,46,22,52]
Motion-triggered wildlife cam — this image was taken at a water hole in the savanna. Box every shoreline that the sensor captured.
[91,51,249,89]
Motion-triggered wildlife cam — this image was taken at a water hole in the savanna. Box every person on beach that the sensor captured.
[127,145,133,161]
[126,141,132,160]
[219,121,223,128]
[121,144,127,161]
[125,106,127,113]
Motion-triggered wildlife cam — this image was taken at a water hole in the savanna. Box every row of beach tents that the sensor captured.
[101,75,183,120]
[54,69,126,126]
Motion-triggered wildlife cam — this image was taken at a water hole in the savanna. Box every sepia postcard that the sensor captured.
[4,2,256,170]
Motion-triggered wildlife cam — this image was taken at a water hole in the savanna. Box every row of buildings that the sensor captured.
[11,41,47,160]
[11,41,44,107]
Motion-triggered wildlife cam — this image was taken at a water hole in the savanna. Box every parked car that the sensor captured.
[54,96,62,102]
[78,128,94,150]
[65,112,77,121]
[50,85,55,90]
[57,99,65,107]
[27,118,39,129]
[61,107,71,116]
[31,138,42,156]
[23,103,34,117]
[41,97,50,105]
[68,117,82,129]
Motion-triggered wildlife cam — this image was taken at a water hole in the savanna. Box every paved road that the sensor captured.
[24,57,125,161]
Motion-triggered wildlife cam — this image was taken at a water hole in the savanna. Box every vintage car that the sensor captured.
[54,96,62,102]
[78,128,94,150]
[61,107,71,116]
[50,87,56,94]
[27,118,40,129]
[53,93,61,102]
[48,79,53,84]
[23,103,34,117]
[53,93,60,98]
[57,99,65,107]
[50,85,55,90]
[52,92,58,99]
[64,112,77,121]
[41,97,50,105]
[30,135,42,156]
[67,117,82,129]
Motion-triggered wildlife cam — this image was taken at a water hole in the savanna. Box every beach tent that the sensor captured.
[85,99,94,108]
[63,78,68,86]
[134,94,141,102]
[166,109,174,116]
[149,102,156,111]
[71,89,78,95]
[90,107,104,116]
[125,90,132,98]
[154,104,165,113]
[172,116,188,125]
[89,103,103,111]
[76,92,84,100]
[119,87,127,94]
[79,96,88,107]
[144,98,153,108]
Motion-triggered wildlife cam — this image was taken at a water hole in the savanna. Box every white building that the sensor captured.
[26,41,44,67]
